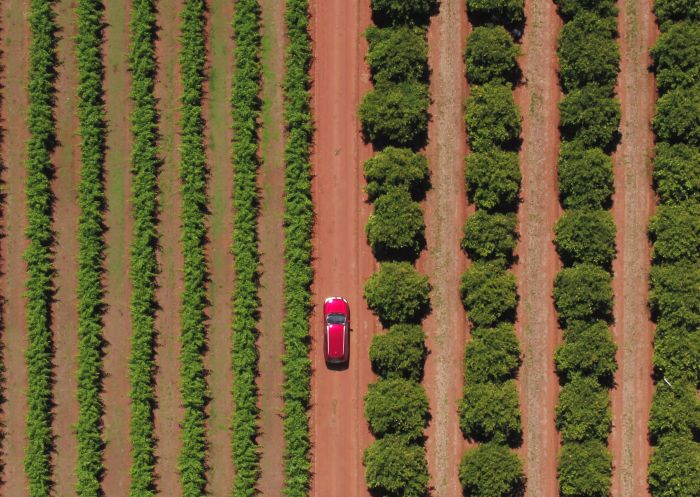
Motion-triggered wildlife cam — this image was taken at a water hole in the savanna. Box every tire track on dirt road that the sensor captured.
[609,0,657,495]
[0,0,31,493]
[309,0,375,495]
[421,0,469,495]
[513,0,562,495]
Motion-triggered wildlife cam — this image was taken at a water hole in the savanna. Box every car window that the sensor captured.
[326,313,346,325]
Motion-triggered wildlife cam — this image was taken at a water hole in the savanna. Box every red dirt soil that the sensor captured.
[203,0,235,493]
[420,0,470,495]
[513,0,562,495]
[0,0,31,493]
[202,0,235,493]
[609,0,657,495]
[257,0,287,495]
[309,0,375,496]
[153,0,185,493]
[51,0,81,494]
[102,0,134,491]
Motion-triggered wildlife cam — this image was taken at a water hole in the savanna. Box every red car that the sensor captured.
[323,297,350,364]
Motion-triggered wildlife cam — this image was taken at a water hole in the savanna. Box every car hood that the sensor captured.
[327,324,346,359]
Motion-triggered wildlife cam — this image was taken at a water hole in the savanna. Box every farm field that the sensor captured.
[0,0,696,497]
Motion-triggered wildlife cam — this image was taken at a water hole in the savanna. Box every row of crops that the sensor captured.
[458,0,526,493]
[647,0,700,495]
[358,1,434,495]
[552,0,621,495]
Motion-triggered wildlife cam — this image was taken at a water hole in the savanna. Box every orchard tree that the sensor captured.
[462,211,518,264]
[369,324,427,381]
[557,143,614,209]
[648,435,700,497]
[370,0,435,25]
[651,21,700,94]
[559,85,620,150]
[366,26,428,84]
[649,381,700,442]
[554,264,613,326]
[459,380,522,445]
[466,0,525,26]
[652,321,700,384]
[465,323,521,384]
[649,263,700,333]
[555,320,617,381]
[366,187,425,260]
[650,203,700,263]
[653,142,700,205]
[653,86,700,147]
[459,444,525,497]
[466,83,521,152]
[465,149,521,211]
[653,0,700,28]
[554,209,616,267]
[555,376,612,443]
[558,441,612,497]
[554,0,617,19]
[365,262,430,326]
[364,378,429,440]
[461,262,518,328]
[465,25,520,85]
[364,147,429,201]
[364,436,429,497]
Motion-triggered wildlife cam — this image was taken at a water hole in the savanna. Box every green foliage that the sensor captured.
[459,381,522,445]
[648,435,700,497]
[559,85,620,150]
[465,149,521,211]
[557,13,619,93]
[465,83,522,152]
[650,204,700,263]
[465,324,521,384]
[369,324,427,381]
[652,321,700,384]
[178,1,208,495]
[282,1,314,494]
[462,211,517,264]
[557,144,614,209]
[558,441,612,497]
[76,0,107,495]
[364,379,429,440]
[461,262,518,328]
[653,86,700,147]
[653,0,700,29]
[556,376,611,443]
[366,188,425,260]
[364,147,429,201]
[364,436,429,497]
[651,22,700,94]
[465,26,520,85]
[370,0,435,25]
[649,263,700,332]
[555,320,617,381]
[554,264,613,326]
[365,262,431,326]
[653,142,700,205]
[649,381,700,442]
[232,0,263,495]
[459,444,525,497]
[554,209,616,267]
[25,0,58,495]
[366,26,428,84]
[359,82,430,146]
[466,0,525,25]
[554,0,618,20]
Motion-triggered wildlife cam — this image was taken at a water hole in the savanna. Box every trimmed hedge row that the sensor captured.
[647,2,700,495]
[361,3,434,496]
[553,1,619,495]
[127,0,159,494]
[282,0,314,495]
[75,0,107,495]
[231,0,263,495]
[459,2,525,495]
[178,1,208,495]
[24,0,58,495]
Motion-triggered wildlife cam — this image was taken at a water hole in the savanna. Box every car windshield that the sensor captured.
[326,313,346,325]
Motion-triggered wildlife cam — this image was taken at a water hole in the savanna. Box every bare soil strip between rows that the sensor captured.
[420,0,469,495]
[257,0,287,495]
[513,0,562,495]
[202,0,235,493]
[609,0,657,495]
[0,0,31,493]
[101,0,134,491]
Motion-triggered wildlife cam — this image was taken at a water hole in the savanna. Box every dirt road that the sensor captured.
[421,0,470,495]
[609,0,657,495]
[513,0,562,495]
[309,0,375,496]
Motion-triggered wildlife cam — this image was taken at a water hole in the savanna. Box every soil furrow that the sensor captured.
[609,0,657,495]
[51,0,81,494]
[202,0,235,493]
[0,0,31,493]
[513,0,562,495]
[153,0,185,493]
[101,0,133,491]
[257,0,286,495]
[309,0,375,495]
[421,0,469,495]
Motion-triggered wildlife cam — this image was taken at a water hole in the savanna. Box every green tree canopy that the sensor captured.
[461,262,518,328]
[466,83,522,152]
[649,263,700,332]
[558,441,612,497]
[364,147,429,201]
[649,381,700,443]
[554,209,616,267]
[556,376,612,443]
[465,25,520,85]
[648,435,700,497]
[364,436,429,497]
[650,203,700,263]
[465,323,521,384]
[652,321,700,384]
[365,262,431,326]
[557,144,614,209]
[554,0,618,20]
[459,380,522,445]
[369,324,427,381]
[653,0,700,29]
[366,187,425,260]
[554,264,613,326]
[459,444,525,497]
[465,149,521,211]
[364,378,429,440]
[555,320,617,381]
[370,0,435,25]
[462,211,518,264]
[653,86,700,147]
[559,85,620,150]
[466,0,525,26]
[366,26,428,84]
[653,142,700,205]
[651,21,700,94]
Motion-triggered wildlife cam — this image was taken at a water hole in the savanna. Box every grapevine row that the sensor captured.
[359,2,435,496]
[24,0,58,495]
[127,0,159,494]
[231,0,263,495]
[281,0,314,495]
[646,0,700,494]
[552,1,620,495]
[178,0,208,495]
[75,0,107,494]
[458,1,526,494]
